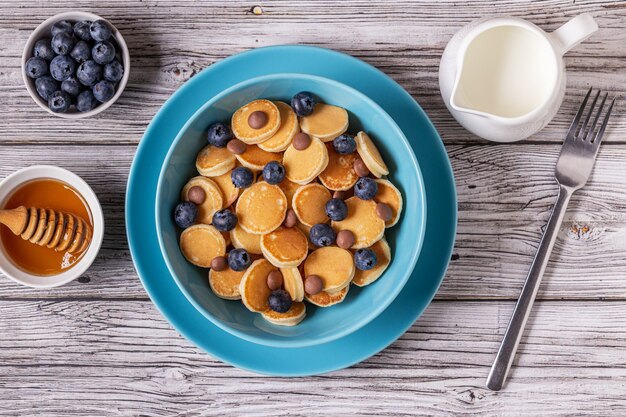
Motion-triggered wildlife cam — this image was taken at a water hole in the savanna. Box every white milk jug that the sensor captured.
[439,14,598,142]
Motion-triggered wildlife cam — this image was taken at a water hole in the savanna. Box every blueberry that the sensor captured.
[228,248,251,271]
[76,60,103,86]
[90,20,113,42]
[206,122,233,147]
[51,32,76,55]
[33,39,55,61]
[231,167,254,188]
[262,161,285,185]
[103,60,124,82]
[61,77,82,97]
[49,55,76,81]
[92,80,115,102]
[47,90,71,113]
[309,223,336,247]
[25,57,48,79]
[51,20,74,36]
[291,91,316,117]
[92,41,116,65]
[333,134,357,154]
[212,209,238,232]
[354,248,377,271]
[35,76,59,101]
[174,201,198,228]
[354,177,378,200]
[73,21,93,41]
[70,40,91,63]
[268,289,292,313]
[76,89,98,112]
[325,198,348,221]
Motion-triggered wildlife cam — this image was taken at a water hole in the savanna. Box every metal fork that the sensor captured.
[486,88,617,391]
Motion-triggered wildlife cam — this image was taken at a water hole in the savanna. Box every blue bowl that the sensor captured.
[156,73,426,348]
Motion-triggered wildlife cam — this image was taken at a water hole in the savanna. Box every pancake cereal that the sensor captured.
[173,92,403,326]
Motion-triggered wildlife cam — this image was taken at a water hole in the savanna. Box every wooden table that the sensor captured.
[1,1,625,415]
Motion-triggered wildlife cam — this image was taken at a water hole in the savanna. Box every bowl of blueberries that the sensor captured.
[21,11,130,118]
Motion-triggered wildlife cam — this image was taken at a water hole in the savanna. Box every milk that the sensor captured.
[452,25,558,118]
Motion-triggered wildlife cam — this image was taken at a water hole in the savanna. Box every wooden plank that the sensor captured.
[1,143,626,299]
[0,1,623,145]
[1,299,626,416]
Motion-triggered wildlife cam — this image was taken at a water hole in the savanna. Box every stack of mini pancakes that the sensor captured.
[178,99,402,326]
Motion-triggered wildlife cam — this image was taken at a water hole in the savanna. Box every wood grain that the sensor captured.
[2,300,626,416]
[1,143,625,300]
[0,0,625,414]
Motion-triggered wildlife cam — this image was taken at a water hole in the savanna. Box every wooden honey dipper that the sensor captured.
[0,206,92,253]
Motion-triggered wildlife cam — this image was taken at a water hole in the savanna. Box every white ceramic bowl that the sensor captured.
[0,166,104,288]
[21,11,130,119]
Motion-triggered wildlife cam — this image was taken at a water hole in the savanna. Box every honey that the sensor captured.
[0,179,93,276]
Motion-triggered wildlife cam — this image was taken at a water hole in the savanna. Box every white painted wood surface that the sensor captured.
[0,1,625,415]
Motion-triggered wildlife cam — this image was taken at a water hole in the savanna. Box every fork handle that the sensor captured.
[486,184,573,391]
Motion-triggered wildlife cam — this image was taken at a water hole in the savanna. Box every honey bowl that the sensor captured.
[0,166,104,288]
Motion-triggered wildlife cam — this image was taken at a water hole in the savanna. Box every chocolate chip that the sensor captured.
[211,256,228,271]
[227,138,247,155]
[283,209,297,228]
[187,186,206,205]
[333,190,346,200]
[336,230,355,249]
[292,132,311,150]
[376,203,393,221]
[267,270,283,290]
[248,111,268,129]
[304,275,323,295]
[353,158,370,177]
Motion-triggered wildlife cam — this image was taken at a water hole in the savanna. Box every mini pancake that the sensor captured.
[299,103,349,142]
[235,181,287,234]
[179,224,226,268]
[258,101,299,152]
[374,179,403,227]
[211,171,240,208]
[281,267,304,302]
[352,237,391,287]
[181,176,224,224]
[355,131,389,177]
[231,99,281,144]
[319,143,359,191]
[292,183,331,227]
[304,246,355,292]
[235,144,282,171]
[239,258,277,312]
[196,144,237,177]
[296,222,316,251]
[278,178,301,209]
[332,197,385,249]
[262,301,306,326]
[283,137,329,185]
[261,227,308,268]
[209,267,245,300]
[230,223,263,254]
[305,285,349,307]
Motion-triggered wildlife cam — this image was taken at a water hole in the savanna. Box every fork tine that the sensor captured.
[592,96,616,146]
[567,88,592,139]
[585,92,608,142]
[578,89,601,138]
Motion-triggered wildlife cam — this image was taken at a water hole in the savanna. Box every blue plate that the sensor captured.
[126,45,457,376]
[156,73,426,348]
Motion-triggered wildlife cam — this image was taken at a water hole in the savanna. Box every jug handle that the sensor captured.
[550,13,598,55]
